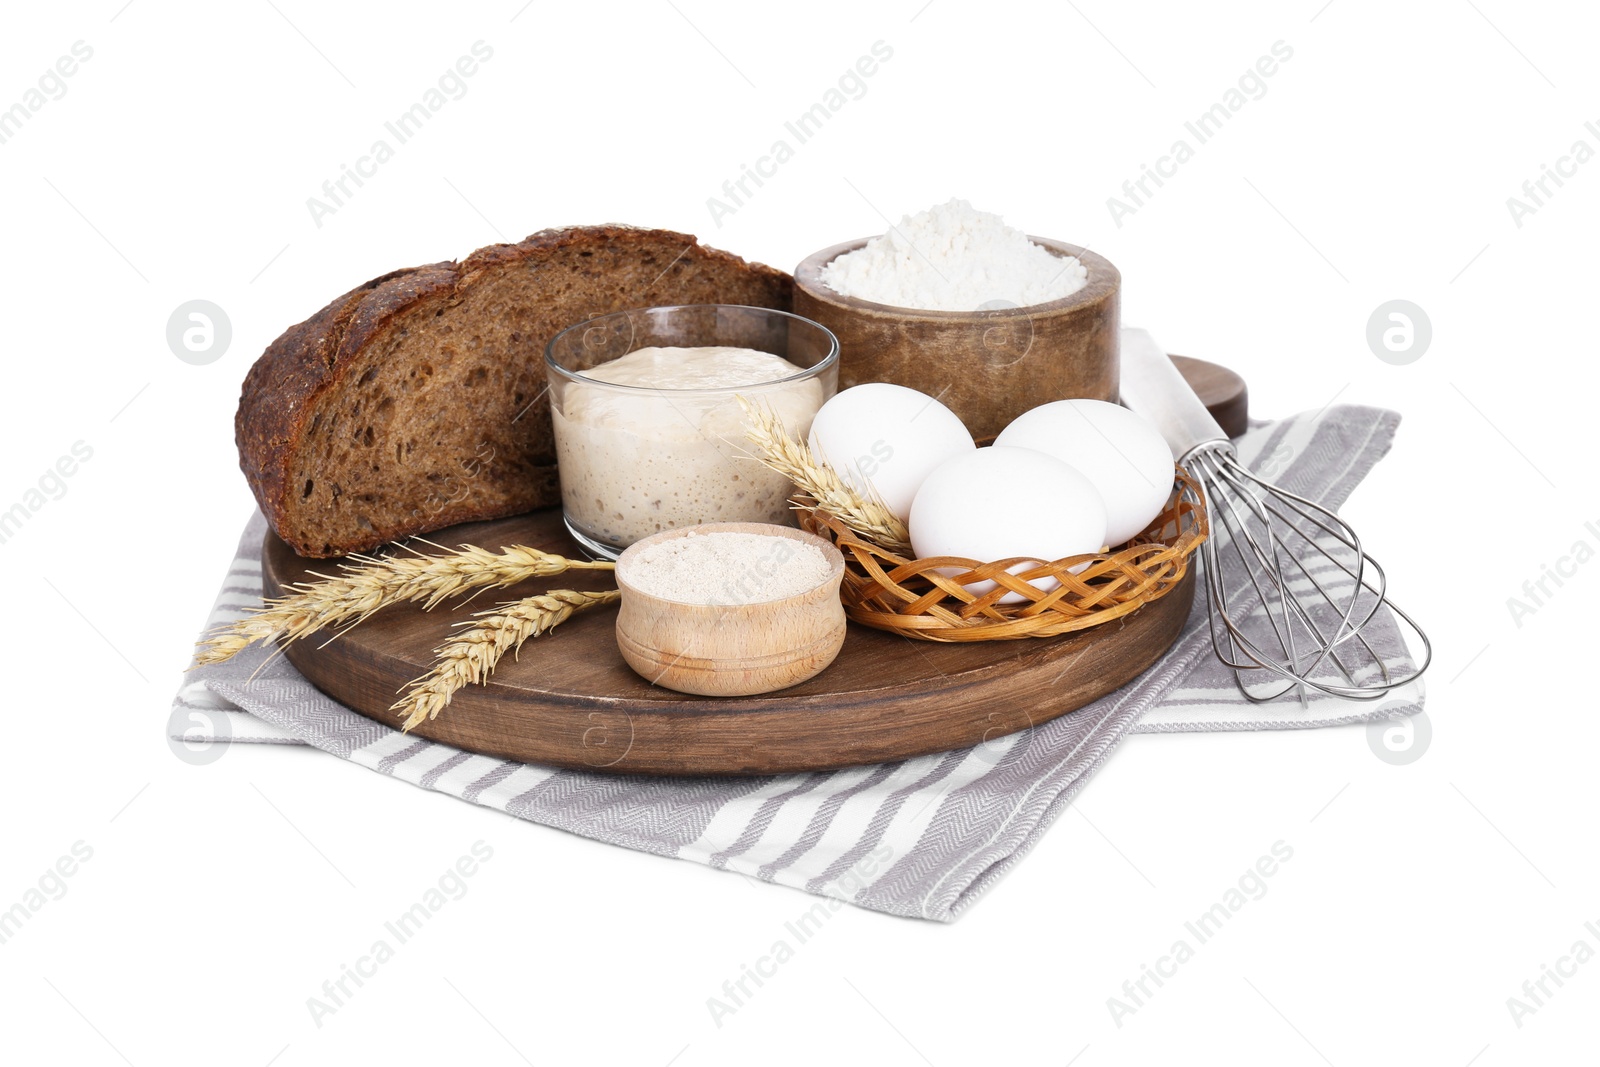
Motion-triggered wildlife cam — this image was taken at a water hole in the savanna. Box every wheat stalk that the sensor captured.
[393,589,621,731]
[737,395,913,555]
[193,543,613,667]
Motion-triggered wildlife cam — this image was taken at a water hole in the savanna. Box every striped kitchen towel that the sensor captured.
[174,404,1423,921]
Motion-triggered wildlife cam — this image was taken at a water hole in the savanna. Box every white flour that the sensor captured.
[820,199,1087,311]
[624,530,833,605]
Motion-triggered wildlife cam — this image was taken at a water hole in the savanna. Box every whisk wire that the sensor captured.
[1205,457,1307,689]
[1186,442,1429,703]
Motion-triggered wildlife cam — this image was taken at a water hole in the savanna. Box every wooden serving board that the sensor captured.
[262,357,1242,776]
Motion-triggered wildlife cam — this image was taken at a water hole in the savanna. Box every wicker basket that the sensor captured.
[796,466,1209,642]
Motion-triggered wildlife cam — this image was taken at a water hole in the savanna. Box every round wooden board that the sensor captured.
[265,525,1193,775]
[262,356,1240,776]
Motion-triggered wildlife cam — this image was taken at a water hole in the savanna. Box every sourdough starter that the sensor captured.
[553,346,824,550]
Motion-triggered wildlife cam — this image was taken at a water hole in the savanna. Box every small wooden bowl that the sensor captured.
[793,237,1120,441]
[613,523,847,697]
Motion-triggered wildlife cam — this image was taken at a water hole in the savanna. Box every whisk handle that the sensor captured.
[1118,327,1232,462]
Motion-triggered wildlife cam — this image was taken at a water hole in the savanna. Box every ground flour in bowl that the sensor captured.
[623,529,834,606]
[820,199,1088,311]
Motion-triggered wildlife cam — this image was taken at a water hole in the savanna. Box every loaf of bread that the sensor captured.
[236,226,793,558]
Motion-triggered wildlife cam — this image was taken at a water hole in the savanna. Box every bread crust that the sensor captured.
[236,226,792,557]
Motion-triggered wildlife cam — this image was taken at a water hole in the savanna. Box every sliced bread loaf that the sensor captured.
[236,226,793,558]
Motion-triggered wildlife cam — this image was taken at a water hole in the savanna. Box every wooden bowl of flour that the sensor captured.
[613,523,848,697]
[793,237,1120,440]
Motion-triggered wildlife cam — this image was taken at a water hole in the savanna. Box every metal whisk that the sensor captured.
[1119,329,1431,703]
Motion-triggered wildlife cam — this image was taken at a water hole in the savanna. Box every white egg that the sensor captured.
[806,383,976,522]
[994,399,1175,546]
[909,446,1108,605]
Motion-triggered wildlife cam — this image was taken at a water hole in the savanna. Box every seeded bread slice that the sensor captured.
[236,226,793,558]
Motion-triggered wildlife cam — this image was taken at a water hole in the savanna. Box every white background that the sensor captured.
[0,1,1594,1064]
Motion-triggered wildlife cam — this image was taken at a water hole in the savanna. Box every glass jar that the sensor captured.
[545,304,839,558]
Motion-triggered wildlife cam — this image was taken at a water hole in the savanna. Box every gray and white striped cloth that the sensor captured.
[173,405,1423,921]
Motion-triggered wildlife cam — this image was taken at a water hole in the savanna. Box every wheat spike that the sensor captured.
[393,589,621,731]
[193,543,613,667]
[737,395,913,555]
